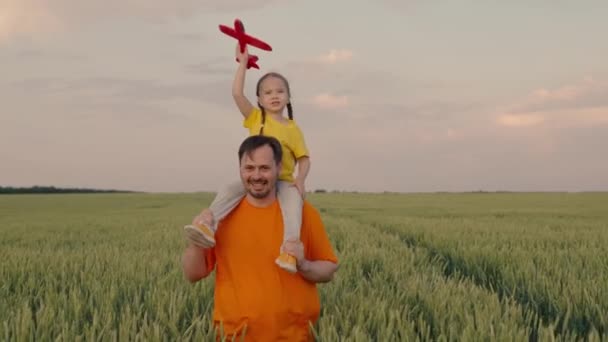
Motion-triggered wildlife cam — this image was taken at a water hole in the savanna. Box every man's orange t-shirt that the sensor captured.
[203,198,338,341]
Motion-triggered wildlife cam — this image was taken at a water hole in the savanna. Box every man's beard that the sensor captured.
[249,189,271,198]
[247,179,273,199]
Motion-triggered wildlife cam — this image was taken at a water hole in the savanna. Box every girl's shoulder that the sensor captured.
[248,107,262,118]
[243,107,262,128]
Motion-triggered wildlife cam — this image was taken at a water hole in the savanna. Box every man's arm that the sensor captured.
[283,240,339,283]
[181,244,212,283]
[297,259,339,283]
[182,208,216,283]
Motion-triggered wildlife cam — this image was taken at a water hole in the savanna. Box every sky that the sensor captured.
[1,0,607,193]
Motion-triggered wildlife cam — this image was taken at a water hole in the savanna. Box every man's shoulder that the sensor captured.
[219,198,249,223]
[302,200,322,223]
[302,200,318,212]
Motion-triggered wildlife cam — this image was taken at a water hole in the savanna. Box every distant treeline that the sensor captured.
[0,186,137,194]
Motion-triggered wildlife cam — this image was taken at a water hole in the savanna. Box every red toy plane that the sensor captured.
[245,55,260,69]
[219,19,272,69]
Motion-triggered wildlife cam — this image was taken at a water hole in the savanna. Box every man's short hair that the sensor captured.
[238,135,283,165]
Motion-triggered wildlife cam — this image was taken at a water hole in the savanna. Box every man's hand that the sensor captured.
[182,243,212,282]
[282,239,338,283]
[283,239,305,265]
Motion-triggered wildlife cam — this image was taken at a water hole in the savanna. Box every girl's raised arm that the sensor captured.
[232,44,254,118]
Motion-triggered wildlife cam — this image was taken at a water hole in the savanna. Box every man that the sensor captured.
[181,135,339,341]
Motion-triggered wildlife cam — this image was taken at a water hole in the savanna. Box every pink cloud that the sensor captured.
[497,113,545,127]
[0,1,62,42]
[496,77,608,128]
[410,127,467,145]
[508,77,608,114]
[318,49,353,64]
[0,0,284,42]
[311,93,349,109]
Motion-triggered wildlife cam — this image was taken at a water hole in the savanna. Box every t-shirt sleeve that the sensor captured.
[302,203,338,263]
[291,125,309,159]
[243,107,261,129]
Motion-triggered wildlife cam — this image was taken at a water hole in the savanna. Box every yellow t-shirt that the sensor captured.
[243,108,309,182]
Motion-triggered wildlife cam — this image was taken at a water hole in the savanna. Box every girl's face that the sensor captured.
[258,76,289,113]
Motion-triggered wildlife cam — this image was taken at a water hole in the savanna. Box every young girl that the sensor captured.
[184,44,310,273]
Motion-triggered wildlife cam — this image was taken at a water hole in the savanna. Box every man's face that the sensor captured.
[239,145,280,199]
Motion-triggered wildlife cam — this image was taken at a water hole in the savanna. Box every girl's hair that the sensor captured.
[255,72,294,135]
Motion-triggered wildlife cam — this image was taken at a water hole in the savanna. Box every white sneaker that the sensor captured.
[183,223,216,248]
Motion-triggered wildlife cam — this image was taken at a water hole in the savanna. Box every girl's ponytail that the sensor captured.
[287,103,293,120]
[258,103,266,135]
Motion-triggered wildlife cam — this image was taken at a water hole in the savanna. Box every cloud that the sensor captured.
[284,49,353,72]
[206,0,287,12]
[377,0,423,13]
[5,76,236,111]
[495,77,608,128]
[497,113,545,127]
[0,0,62,42]
[311,93,349,109]
[184,57,235,76]
[0,0,285,42]
[173,32,207,42]
[504,77,608,114]
[0,48,87,62]
[283,54,454,107]
[317,49,353,64]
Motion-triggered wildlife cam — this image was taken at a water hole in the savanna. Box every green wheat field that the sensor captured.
[1,192,607,341]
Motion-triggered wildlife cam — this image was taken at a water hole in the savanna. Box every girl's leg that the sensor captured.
[208,180,247,232]
[184,180,246,248]
[275,180,303,273]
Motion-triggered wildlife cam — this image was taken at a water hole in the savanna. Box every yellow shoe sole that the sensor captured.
[275,252,297,273]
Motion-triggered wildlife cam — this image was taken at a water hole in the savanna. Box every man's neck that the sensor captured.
[245,193,277,208]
